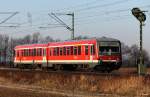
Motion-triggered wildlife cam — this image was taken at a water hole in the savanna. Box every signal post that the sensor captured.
[131,8,147,75]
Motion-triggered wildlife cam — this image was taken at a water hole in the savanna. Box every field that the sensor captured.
[0,67,149,97]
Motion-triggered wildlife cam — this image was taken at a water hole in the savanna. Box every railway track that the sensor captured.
[0,67,149,77]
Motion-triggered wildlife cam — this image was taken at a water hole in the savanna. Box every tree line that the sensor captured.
[0,32,149,67]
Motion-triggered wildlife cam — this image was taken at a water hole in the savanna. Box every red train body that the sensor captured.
[14,37,122,72]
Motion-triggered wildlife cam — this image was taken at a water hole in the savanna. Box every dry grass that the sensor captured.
[0,68,149,96]
[0,86,68,97]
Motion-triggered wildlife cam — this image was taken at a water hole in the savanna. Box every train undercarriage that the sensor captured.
[15,61,121,73]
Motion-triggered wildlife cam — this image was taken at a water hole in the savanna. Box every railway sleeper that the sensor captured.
[94,65,113,73]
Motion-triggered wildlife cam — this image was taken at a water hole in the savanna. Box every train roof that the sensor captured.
[47,37,120,46]
[14,37,120,49]
[48,37,120,44]
[15,43,48,49]
[95,37,120,42]
[67,37,120,42]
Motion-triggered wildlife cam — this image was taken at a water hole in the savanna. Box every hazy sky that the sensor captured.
[0,0,150,52]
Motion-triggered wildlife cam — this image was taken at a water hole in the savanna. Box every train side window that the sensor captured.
[22,50,24,56]
[60,48,63,56]
[56,47,59,56]
[29,49,32,56]
[53,48,56,56]
[70,46,73,55]
[26,49,28,56]
[37,48,41,56]
[25,49,27,56]
[40,48,42,56]
[49,48,51,56]
[16,51,17,57]
[91,45,95,55]
[67,47,70,55]
[93,45,95,54]
[20,50,21,56]
[29,49,30,56]
[50,48,53,56]
[85,45,88,55]
[74,47,77,55]
[30,49,32,56]
[14,51,16,56]
[63,47,66,56]
[23,50,24,56]
[19,51,20,57]
[24,50,26,56]
[78,46,81,55]
[31,49,34,56]
[37,49,39,56]
[15,51,16,57]
[23,50,25,56]
[39,48,41,56]
[43,48,46,56]
[42,49,44,56]
[33,49,36,56]
[27,49,29,56]
[24,49,26,56]
[17,51,19,57]
[14,50,15,57]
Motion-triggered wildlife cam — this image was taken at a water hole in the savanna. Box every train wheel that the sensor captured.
[94,65,104,71]
[53,64,62,71]
[107,69,112,73]
[42,66,48,71]
[94,65,111,73]
[60,65,64,70]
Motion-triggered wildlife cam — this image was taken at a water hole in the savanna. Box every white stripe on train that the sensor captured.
[14,60,117,63]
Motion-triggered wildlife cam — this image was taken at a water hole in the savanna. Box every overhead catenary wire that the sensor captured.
[36,0,131,33]
[48,13,73,31]
[75,4,150,22]
[75,14,130,26]
[75,9,130,21]
[72,0,130,12]
[48,13,67,26]
[0,12,19,25]
[0,1,135,29]
[54,0,104,12]
[2,1,150,36]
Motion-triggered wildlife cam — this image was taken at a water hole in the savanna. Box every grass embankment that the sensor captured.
[0,69,149,96]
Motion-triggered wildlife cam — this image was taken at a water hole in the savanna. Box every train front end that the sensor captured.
[95,39,122,72]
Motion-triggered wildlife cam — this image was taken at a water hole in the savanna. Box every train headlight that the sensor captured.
[117,58,119,61]
[116,58,120,63]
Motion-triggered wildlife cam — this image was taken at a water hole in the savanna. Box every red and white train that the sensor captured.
[14,37,122,72]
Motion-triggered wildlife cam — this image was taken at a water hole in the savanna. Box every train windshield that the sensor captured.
[99,42,120,55]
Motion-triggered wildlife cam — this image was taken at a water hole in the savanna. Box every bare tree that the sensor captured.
[122,44,150,67]
[23,35,32,44]
[74,35,89,40]
[0,33,149,67]
[40,36,54,43]
[32,32,40,43]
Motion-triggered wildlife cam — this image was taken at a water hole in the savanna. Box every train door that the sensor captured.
[32,48,36,66]
[85,45,94,68]
[85,45,89,60]
[90,45,93,64]
[42,48,47,67]
[21,50,24,64]
[90,44,95,64]
[19,50,22,64]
